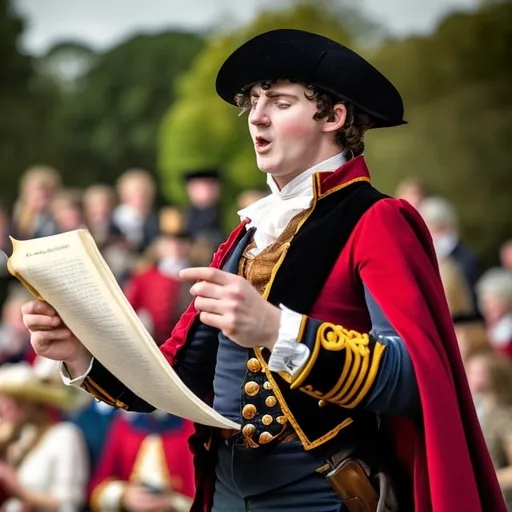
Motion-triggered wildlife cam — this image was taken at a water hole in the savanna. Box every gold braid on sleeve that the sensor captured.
[292,322,386,409]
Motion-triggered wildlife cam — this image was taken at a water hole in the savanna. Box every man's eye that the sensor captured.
[276,102,290,109]
[250,99,259,108]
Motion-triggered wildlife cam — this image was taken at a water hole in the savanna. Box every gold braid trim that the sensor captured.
[83,377,129,410]
[291,323,370,392]
[338,342,387,408]
[292,322,387,409]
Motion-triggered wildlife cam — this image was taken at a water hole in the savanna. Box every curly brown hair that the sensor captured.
[235,80,374,157]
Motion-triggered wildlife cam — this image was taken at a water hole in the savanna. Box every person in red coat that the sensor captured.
[23,29,506,512]
[89,411,195,512]
[124,233,192,344]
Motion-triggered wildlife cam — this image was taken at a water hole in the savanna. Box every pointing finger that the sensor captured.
[179,267,235,286]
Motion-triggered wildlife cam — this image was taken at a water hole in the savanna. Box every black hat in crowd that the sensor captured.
[216,29,406,128]
[452,311,485,325]
[183,169,220,182]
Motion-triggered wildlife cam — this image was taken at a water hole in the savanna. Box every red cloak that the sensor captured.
[159,157,506,512]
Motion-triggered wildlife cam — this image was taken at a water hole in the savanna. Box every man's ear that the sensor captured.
[321,103,347,134]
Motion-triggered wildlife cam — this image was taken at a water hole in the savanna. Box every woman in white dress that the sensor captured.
[0,360,89,512]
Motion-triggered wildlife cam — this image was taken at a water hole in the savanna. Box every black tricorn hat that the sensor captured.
[216,29,406,128]
[183,169,220,182]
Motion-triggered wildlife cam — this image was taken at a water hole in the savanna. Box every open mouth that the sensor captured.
[255,136,272,152]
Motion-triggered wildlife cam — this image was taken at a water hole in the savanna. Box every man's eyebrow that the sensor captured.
[250,90,298,99]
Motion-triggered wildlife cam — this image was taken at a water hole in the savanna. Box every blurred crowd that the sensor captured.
[0,166,510,510]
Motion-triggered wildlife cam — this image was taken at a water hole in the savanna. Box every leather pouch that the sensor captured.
[325,458,379,512]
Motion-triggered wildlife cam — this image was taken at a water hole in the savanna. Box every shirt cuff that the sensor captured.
[59,358,94,387]
[267,305,310,377]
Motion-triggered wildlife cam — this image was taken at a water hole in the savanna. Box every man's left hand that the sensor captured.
[180,267,281,351]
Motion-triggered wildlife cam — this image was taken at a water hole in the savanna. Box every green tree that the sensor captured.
[48,31,204,192]
[0,0,56,207]
[36,41,97,93]
[366,1,512,266]
[157,0,365,210]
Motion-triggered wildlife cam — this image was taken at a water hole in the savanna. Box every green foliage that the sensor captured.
[0,0,57,207]
[157,0,358,206]
[47,31,205,194]
[35,42,97,92]
[366,2,512,266]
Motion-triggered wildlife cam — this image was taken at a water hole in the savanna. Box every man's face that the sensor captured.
[247,80,329,186]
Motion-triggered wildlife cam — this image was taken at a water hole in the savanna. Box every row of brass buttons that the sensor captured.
[244,358,286,444]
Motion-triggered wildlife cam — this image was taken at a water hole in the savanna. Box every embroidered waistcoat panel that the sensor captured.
[232,210,311,447]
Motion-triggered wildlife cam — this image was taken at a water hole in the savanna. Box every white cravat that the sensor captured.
[238,153,346,255]
[237,152,348,376]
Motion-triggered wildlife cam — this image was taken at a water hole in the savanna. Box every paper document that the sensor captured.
[8,229,239,430]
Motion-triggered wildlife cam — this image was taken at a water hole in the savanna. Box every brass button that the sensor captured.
[276,415,288,425]
[259,431,273,444]
[265,396,277,408]
[318,400,327,408]
[244,381,260,396]
[263,381,272,390]
[242,404,257,420]
[242,424,256,438]
[262,414,273,426]
[247,358,261,373]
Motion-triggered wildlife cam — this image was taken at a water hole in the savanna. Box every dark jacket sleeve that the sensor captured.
[82,320,219,412]
[287,286,419,419]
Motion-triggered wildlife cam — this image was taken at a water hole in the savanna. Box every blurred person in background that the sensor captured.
[11,165,61,240]
[0,285,34,365]
[183,170,225,248]
[65,394,118,482]
[419,195,480,294]
[476,268,512,358]
[83,183,134,285]
[49,189,85,234]
[83,183,123,249]
[394,177,428,211]
[124,233,192,344]
[188,233,217,267]
[466,351,512,509]
[453,312,490,365]
[501,240,512,272]
[89,411,194,512]
[113,168,160,253]
[0,358,89,512]
[438,257,474,317]
[159,206,186,240]
[236,188,268,210]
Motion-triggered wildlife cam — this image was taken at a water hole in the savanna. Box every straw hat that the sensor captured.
[0,359,75,410]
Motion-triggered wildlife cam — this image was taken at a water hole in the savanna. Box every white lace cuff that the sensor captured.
[267,305,310,377]
[59,358,94,387]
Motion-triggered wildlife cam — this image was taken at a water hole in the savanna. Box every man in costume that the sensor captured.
[89,411,194,512]
[22,29,506,512]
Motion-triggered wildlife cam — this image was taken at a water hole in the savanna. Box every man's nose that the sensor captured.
[249,103,270,126]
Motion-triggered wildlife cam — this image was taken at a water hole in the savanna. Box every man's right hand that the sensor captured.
[21,300,92,378]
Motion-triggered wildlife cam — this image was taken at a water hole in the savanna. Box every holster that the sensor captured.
[319,457,398,512]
